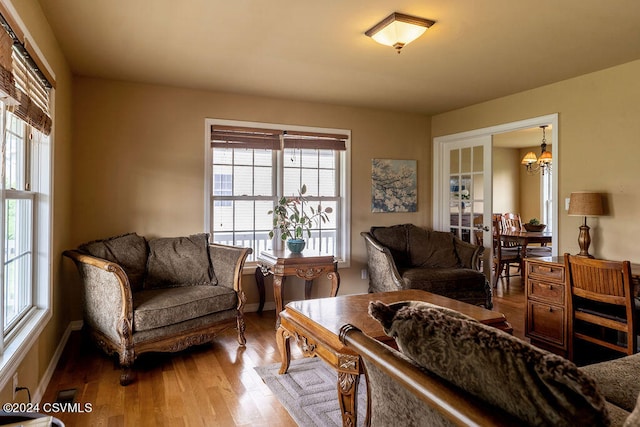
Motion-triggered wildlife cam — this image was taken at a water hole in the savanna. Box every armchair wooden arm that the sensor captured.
[62,249,135,373]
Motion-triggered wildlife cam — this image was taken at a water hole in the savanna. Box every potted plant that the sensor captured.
[523,218,547,232]
[268,184,333,253]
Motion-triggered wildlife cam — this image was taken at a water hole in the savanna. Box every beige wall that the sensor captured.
[70,78,431,312]
[0,0,74,404]
[492,147,520,214]
[433,59,640,261]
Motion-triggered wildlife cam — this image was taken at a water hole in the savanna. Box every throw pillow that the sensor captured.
[368,300,611,427]
[370,224,410,268]
[79,232,148,292]
[407,226,460,268]
[145,233,217,289]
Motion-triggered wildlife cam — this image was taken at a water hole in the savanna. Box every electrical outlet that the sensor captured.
[12,372,18,400]
[361,269,369,280]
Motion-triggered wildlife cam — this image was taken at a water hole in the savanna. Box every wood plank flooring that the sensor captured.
[41,278,525,426]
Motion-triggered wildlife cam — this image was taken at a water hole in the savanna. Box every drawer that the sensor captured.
[527,262,564,282]
[528,280,564,304]
[526,301,565,347]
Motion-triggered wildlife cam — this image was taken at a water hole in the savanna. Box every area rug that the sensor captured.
[255,357,367,426]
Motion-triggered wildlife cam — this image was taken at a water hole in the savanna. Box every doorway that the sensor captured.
[433,114,559,284]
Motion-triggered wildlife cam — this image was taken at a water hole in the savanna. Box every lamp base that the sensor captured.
[576,222,593,258]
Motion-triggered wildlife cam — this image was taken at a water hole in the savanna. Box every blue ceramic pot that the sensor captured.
[287,239,306,254]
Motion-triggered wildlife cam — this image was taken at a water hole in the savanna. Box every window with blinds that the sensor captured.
[207,121,350,263]
[0,9,53,369]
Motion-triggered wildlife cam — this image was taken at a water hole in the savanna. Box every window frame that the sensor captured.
[0,107,51,388]
[204,118,351,269]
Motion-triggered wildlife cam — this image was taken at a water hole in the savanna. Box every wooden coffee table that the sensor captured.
[276,290,512,427]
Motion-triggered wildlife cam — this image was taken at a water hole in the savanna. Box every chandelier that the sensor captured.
[521,125,552,175]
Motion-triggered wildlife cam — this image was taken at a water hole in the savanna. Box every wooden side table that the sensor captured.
[255,249,340,322]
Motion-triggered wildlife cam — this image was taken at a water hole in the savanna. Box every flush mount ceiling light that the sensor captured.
[365,12,435,53]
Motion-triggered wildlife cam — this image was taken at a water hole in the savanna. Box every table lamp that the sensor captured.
[567,191,604,258]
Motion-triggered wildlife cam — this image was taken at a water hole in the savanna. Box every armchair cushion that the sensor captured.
[79,232,148,292]
[580,352,640,413]
[145,233,217,289]
[370,225,410,268]
[400,267,487,305]
[133,285,237,332]
[408,226,459,268]
[369,300,610,427]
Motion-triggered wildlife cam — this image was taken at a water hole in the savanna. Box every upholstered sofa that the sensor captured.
[340,300,640,427]
[64,232,252,385]
[361,224,492,308]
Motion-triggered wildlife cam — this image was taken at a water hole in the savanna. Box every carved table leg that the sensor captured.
[337,368,360,427]
[328,270,341,297]
[273,275,286,328]
[254,266,266,313]
[276,325,291,374]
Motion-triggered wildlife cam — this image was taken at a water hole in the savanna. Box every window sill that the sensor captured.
[0,307,51,393]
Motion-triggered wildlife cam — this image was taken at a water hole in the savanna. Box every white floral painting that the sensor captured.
[371,159,417,212]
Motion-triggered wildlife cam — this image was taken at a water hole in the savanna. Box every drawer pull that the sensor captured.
[548,307,553,312]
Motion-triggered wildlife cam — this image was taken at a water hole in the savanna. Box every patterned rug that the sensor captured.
[255,357,367,426]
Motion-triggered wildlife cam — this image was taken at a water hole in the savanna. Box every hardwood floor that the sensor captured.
[41,280,525,426]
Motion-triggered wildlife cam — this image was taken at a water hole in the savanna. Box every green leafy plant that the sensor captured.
[528,218,540,225]
[268,185,333,241]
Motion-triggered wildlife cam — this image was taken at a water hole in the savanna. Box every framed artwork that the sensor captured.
[371,159,417,212]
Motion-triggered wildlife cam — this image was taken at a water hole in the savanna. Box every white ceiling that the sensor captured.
[37,0,640,115]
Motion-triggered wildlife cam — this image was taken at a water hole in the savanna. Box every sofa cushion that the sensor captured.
[145,233,217,289]
[580,352,640,413]
[370,225,410,268]
[407,226,460,268]
[368,300,611,427]
[133,285,236,332]
[79,232,148,292]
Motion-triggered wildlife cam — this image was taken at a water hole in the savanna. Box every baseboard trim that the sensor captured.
[244,301,275,312]
[33,320,83,404]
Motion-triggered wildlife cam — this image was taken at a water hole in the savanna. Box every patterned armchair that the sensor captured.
[361,224,491,308]
[64,233,251,385]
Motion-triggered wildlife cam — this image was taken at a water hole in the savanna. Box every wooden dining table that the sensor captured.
[499,230,553,277]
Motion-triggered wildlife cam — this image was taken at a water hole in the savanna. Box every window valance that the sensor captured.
[211,125,347,151]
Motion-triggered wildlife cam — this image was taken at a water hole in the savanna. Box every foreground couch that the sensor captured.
[361,224,491,308]
[340,300,640,427]
[64,232,252,385]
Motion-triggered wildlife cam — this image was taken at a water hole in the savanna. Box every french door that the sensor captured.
[433,134,492,279]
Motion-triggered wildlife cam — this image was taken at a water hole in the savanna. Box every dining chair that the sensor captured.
[473,214,484,247]
[565,254,637,361]
[501,213,523,232]
[492,216,521,287]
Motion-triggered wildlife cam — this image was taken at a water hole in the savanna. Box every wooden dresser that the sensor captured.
[525,257,569,356]
[525,256,640,358]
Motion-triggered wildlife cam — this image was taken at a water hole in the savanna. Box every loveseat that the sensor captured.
[340,300,640,426]
[361,224,491,308]
[64,232,252,385]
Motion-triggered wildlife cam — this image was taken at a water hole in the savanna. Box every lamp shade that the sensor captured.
[537,150,552,164]
[521,151,537,165]
[568,192,604,216]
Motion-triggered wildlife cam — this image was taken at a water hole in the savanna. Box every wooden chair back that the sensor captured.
[491,217,521,287]
[473,215,484,247]
[501,213,523,232]
[565,254,637,359]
